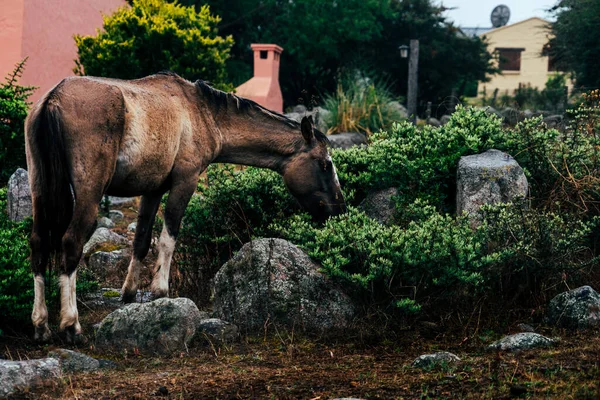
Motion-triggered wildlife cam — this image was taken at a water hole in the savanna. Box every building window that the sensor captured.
[260,50,268,59]
[496,48,524,71]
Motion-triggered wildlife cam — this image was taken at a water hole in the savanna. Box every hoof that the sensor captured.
[34,324,52,343]
[121,290,137,304]
[149,290,168,301]
[60,325,84,345]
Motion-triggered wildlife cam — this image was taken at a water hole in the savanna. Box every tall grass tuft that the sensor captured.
[323,72,405,135]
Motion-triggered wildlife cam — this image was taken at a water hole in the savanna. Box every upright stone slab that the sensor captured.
[457,149,528,219]
[7,168,32,222]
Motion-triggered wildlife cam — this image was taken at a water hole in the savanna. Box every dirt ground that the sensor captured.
[2,321,600,399]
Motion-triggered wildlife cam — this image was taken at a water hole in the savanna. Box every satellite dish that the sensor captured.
[491,5,511,28]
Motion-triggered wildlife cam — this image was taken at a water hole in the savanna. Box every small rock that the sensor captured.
[358,187,398,225]
[412,352,461,369]
[97,359,118,369]
[440,115,451,125]
[328,132,368,150]
[195,318,239,343]
[487,333,555,352]
[48,348,100,373]
[83,227,128,257]
[543,114,564,129]
[291,104,307,114]
[388,101,409,119]
[427,117,441,127]
[0,358,61,397]
[108,209,124,222]
[106,196,137,207]
[128,222,137,232]
[87,249,130,282]
[517,323,536,333]
[7,168,32,222]
[501,107,525,126]
[95,298,208,355]
[546,286,600,330]
[97,216,115,229]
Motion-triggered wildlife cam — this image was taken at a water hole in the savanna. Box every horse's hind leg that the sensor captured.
[150,177,197,299]
[30,195,51,342]
[58,192,101,343]
[121,192,163,303]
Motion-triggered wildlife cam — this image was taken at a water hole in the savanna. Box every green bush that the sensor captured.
[175,105,600,314]
[0,59,35,185]
[333,105,503,211]
[74,0,233,89]
[0,189,98,330]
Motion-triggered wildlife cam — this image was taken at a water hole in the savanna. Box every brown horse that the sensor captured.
[25,72,346,342]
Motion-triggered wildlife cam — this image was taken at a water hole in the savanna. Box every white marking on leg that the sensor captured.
[150,224,176,297]
[31,274,48,327]
[122,258,143,295]
[59,272,80,333]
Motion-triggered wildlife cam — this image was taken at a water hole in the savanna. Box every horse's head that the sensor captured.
[283,116,347,222]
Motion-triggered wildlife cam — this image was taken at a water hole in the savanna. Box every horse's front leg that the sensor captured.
[121,192,163,303]
[149,176,197,299]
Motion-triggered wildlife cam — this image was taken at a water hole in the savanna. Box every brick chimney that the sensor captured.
[235,44,283,113]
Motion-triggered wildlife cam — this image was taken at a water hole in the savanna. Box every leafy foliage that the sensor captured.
[0,59,35,185]
[75,0,233,89]
[548,0,600,90]
[481,74,569,113]
[333,105,502,211]
[0,188,98,329]
[178,0,494,108]
[175,105,600,314]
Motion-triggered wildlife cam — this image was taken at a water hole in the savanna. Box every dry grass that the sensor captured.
[2,326,600,399]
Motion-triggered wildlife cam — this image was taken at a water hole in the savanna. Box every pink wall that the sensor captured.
[1,0,124,102]
[0,0,25,82]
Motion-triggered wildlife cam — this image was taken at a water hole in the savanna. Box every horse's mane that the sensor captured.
[189,76,329,145]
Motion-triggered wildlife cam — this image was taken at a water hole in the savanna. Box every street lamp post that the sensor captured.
[399,40,419,124]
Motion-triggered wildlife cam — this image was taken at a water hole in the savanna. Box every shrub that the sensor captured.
[271,200,598,312]
[74,0,234,89]
[333,105,503,211]
[0,59,35,185]
[481,73,569,113]
[323,72,405,135]
[175,104,600,315]
[0,188,98,331]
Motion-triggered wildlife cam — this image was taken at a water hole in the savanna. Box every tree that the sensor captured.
[366,0,496,109]
[547,0,600,90]
[0,59,35,184]
[188,0,391,105]
[186,0,493,110]
[74,0,234,88]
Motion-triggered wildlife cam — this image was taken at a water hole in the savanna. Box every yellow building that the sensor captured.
[477,17,571,97]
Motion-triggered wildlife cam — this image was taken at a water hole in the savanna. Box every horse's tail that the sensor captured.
[27,85,74,257]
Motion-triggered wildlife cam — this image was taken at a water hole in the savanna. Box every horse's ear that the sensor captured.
[301,116,314,144]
